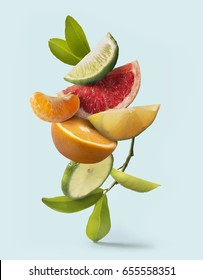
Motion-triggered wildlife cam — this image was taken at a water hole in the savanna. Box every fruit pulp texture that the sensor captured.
[64,32,118,85]
[88,105,160,141]
[63,63,136,115]
[30,92,80,122]
[65,155,113,199]
[51,117,117,164]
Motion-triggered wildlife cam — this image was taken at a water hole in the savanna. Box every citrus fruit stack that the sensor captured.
[30,15,161,242]
[30,31,147,164]
[30,22,160,190]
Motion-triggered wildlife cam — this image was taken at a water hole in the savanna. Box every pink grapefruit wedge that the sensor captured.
[59,61,141,118]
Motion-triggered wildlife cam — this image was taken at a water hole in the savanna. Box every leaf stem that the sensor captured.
[105,137,135,193]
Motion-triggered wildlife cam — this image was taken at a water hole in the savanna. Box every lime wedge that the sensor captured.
[62,155,113,199]
[64,33,119,85]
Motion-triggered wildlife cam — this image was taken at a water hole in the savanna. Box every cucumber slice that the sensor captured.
[62,155,113,199]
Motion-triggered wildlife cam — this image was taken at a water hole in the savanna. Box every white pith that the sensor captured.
[57,122,116,148]
[114,61,141,110]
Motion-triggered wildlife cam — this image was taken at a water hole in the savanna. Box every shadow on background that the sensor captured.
[96,241,155,250]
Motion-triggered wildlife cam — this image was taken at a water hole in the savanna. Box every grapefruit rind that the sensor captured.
[112,61,141,110]
[64,33,119,85]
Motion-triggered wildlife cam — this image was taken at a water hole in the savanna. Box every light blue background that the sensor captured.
[1,0,203,259]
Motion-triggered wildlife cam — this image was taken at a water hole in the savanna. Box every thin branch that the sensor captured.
[119,137,135,172]
[105,137,135,193]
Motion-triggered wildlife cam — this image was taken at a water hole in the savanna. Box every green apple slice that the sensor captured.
[64,33,119,85]
[62,155,113,199]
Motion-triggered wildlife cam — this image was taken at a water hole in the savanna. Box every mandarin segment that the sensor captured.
[30,92,80,122]
[51,116,117,163]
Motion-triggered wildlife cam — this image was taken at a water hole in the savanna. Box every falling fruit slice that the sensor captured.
[111,168,160,192]
[86,194,111,242]
[61,155,113,199]
[88,104,160,141]
[42,188,103,213]
[64,32,119,85]
[30,92,80,122]
[51,116,117,164]
[60,61,141,118]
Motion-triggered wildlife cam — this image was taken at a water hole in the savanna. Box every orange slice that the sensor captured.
[51,116,117,163]
[30,92,80,122]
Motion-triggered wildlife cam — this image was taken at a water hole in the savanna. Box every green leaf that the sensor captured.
[42,188,103,213]
[86,194,111,242]
[48,38,81,65]
[65,15,90,58]
[111,168,160,192]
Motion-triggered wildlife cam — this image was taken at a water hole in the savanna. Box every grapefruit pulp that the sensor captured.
[59,61,141,118]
